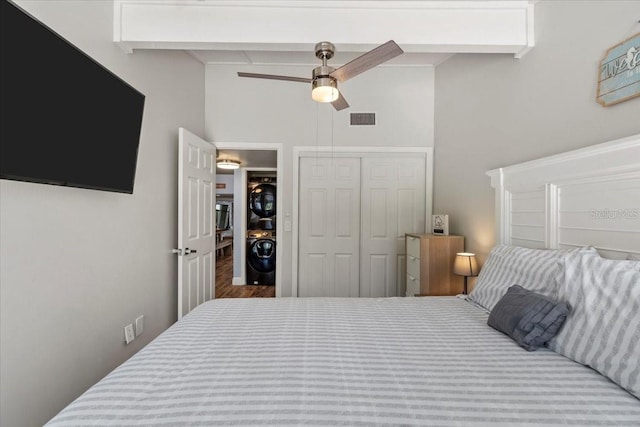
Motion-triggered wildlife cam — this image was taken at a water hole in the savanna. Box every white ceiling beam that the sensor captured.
[114,0,534,58]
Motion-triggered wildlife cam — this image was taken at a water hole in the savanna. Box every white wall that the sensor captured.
[216,174,234,195]
[0,2,205,426]
[434,1,640,273]
[206,64,435,296]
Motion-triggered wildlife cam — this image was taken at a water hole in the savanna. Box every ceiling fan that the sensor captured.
[237,40,403,111]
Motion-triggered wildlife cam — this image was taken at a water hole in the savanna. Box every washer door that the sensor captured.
[249,184,276,218]
[248,239,276,273]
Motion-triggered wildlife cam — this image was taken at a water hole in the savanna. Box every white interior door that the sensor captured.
[360,156,425,297]
[177,128,216,319]
[298,157,361,297]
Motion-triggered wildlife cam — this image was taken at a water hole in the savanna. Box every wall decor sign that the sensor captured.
[597,32,640,107]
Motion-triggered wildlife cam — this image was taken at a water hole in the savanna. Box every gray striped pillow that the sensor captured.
[549,251,640,398]
[468,245,596,312]
[488,284,570,351]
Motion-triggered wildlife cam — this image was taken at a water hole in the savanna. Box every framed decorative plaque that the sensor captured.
[597,32,640,107]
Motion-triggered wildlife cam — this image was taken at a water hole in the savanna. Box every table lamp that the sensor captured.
[453,252,479,295]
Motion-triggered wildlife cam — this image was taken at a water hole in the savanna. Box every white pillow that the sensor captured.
[468,245,596,312]
[549,251,640,398]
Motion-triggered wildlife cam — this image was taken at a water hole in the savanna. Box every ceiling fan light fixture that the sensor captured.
[311,77,339,103]
[237,40,403,111]
[216,159,241,170]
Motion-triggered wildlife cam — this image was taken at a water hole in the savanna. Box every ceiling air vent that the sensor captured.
[350,112,376,126]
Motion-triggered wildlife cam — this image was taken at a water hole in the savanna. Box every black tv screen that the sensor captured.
[0,0,145,194]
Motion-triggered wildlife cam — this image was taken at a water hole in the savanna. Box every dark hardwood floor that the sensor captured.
[215,248,275,298]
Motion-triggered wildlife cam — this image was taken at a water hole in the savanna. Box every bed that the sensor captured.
[47,134,640,426]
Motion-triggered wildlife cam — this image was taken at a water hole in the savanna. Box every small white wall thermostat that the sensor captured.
[432,214,449,235]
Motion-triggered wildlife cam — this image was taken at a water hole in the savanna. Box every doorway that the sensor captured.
[177,130,283,318]
[214,144,283,298]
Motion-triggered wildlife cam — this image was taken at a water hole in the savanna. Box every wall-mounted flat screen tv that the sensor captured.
[0,0,145,194]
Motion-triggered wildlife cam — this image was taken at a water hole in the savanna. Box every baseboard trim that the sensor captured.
[232,277,244,286]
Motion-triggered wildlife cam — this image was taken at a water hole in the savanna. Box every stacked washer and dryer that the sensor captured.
[246,174,276,285]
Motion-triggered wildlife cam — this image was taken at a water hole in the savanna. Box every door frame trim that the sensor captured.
[215,141,284,297]
[292,145,434,297]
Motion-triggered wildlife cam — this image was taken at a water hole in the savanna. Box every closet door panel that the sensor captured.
[298,157,361,297]
[368,254,389,298]
[308,189,327,236]
[361,156,425,297]
[306,254,326,297]
[369,189,389,237]
[335,254,357,297]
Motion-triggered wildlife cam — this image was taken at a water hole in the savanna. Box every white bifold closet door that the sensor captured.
[360,155,425,297]
[298,157,361,297]
[298,154,425,297]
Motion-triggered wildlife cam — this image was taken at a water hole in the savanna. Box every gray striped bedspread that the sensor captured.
[46,297,640,426]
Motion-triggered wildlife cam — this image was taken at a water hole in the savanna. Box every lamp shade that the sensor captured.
[453,252,479,277]
[216,159,240,170]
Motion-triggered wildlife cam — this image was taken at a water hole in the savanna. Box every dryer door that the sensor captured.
[249,184,276,217]
[248,239,276,273]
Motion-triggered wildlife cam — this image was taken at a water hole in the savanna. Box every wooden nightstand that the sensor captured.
[405,233,464,296]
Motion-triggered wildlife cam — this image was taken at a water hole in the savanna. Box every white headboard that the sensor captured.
[487,133,640,259]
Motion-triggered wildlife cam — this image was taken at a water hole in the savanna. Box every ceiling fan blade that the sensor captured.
[237,72,311,84]
[330,40,404,82]
[332,91,349,111]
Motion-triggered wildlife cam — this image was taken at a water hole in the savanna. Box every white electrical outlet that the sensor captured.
[124,323,135,344]
[135,315,144,337]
